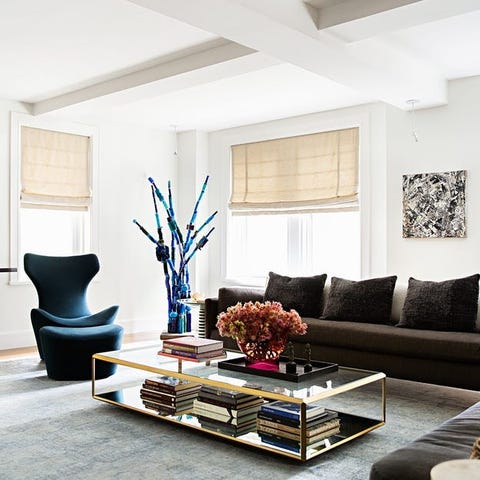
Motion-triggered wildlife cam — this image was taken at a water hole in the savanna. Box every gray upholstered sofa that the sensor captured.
[369,401,480,480]
[205,282,480,390]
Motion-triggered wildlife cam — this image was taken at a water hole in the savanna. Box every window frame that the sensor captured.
[9,112,99,284]
[225,199,361,286]
[214,113,371,287]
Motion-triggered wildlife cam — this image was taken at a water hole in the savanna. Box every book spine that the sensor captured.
[257,419,340,441]
[259,427,339,451]
[260,405,299,421]
[140,389,176,405]
[198,394,239,408]
[256,418,300,435]
[195,412,240,425]
[307,427,340,445]
[161,348,224,359]
[257,411,300,428]
[199,387,248,400]
[198,394,262,410]
[142,380,201,395]
[259,435,300,453]
[162,342,199,353]
[307,419,341,437]
[142,381,180,394]
[194,408,258,425]
[257,424,300,441]
[140,395,193,409]
[193,399,238,418]
[199,417,257,432]
[161,348,201,358]
[162,342,222,354]
[142,400,190,414]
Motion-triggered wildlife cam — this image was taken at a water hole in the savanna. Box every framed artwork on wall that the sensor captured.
[402,170,466,238]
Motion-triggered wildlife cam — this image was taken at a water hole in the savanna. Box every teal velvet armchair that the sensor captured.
[24,253,119,360]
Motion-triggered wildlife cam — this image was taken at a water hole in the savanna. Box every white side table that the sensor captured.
[431,459,480,480]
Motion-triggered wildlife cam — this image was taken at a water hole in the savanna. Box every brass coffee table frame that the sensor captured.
[92,346,386,462]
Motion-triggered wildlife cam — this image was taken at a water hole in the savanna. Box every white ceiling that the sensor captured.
[2,0,480,131]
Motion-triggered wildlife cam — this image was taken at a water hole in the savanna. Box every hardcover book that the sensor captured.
[199,385,253,401]
[162,337,223,353]
[256,412,339,436]
[140,395,195,410]
[160,347,225,359]
[257,418,340,441]
[199,418,257,437]
[259,426,340,452]
[193,399,262,418]
[194,410,258,426]
[142,399,193,415]
[197,393,263,410]
[260,401,325,422]
[140,388,199,405]
[257,408,333,428]
[144,376,201,393]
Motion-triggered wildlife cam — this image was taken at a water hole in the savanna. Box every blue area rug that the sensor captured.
[1,357,479,480]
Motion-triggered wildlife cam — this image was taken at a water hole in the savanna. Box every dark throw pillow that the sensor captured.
[397,274,480,332]
[217,287,264,315]
[263,272,327,318]
[321,276,398,324]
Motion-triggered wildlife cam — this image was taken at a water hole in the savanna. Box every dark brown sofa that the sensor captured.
[205,284,480,390]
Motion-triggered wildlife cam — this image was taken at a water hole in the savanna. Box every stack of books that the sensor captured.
[140,375,201,415]
[193,386,264,437]
[257,400,341,453]
[159,337,225,361]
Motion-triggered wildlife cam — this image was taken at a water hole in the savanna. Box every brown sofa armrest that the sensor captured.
[205,297,219,339]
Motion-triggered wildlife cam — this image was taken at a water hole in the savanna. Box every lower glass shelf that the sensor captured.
[93,385,383,461]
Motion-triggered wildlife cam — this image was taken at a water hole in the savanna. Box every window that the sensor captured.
[226,128,360,284]
[10,114,97,282]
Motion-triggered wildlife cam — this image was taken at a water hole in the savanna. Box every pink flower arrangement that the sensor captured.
[216,301,307,343]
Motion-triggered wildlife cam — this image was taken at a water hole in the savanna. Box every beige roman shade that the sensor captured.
[20,126,91,210]
[230,127,359,214]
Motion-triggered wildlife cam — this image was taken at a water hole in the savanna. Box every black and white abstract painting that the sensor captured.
[402,170,466,238]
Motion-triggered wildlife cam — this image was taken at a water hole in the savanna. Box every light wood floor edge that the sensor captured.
[0,331,161,361]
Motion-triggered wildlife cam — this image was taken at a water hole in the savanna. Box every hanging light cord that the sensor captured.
[171,124,178,157]
[407,99,419,142]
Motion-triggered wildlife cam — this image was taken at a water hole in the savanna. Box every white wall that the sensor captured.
[177,130,211,297]
[206,103,389,296]
[3,75,480,349]
[0,106,177,350]
[386,76,480,284]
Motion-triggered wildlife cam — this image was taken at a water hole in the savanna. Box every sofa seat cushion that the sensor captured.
[370,401,480,480]
[290,318,480,363]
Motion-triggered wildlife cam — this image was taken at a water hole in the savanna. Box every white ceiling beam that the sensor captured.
[128,0,446,109]
[312,0,423,30]
[324,0,480,42]
[33,39,273,115]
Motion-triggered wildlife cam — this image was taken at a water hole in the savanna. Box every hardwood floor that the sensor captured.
[0,331,160,361]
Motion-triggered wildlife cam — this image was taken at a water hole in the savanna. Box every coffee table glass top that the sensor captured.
[94,345,385,404]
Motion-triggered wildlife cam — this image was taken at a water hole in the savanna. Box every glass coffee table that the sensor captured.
[92,346,386,462]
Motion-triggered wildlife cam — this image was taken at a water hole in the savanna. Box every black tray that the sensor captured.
[218,356,338,383]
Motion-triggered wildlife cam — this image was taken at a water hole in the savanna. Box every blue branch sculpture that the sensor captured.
[133,176,216,333]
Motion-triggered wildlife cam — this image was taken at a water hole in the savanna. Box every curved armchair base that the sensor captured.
[39,324,124,380]
[31,306,119,359]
